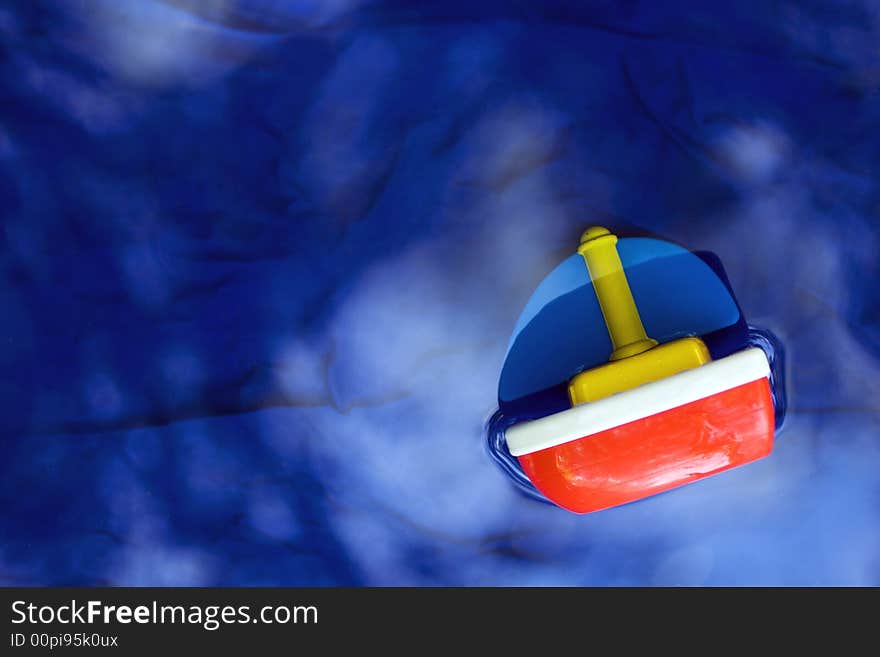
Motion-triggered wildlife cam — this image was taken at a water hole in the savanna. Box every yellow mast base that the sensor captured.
[568,226,712,406]
[568,336,711,405]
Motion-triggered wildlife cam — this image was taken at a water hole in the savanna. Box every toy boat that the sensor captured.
[504,227,775,514]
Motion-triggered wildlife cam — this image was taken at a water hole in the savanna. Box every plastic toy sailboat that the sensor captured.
[504,227,776,514]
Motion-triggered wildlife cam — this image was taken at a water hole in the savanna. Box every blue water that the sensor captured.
[1,0,879,585]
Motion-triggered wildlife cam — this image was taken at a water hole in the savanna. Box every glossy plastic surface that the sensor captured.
[577,227,658,360]
[517,378,775,514]
[568,336,710,405]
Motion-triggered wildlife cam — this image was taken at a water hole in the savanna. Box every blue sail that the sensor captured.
[499,238,743,405]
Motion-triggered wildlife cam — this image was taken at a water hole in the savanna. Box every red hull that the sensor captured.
[518,378,775,514]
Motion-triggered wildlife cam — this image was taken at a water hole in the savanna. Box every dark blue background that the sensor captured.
[1,0,878,585]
